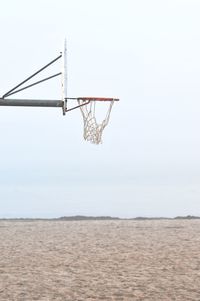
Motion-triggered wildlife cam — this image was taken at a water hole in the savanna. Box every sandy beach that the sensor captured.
[0,219,200,300]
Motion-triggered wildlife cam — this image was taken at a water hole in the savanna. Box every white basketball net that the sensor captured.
[77,98,115,144]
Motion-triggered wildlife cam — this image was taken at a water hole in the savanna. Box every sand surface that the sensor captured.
[0,219,200,300]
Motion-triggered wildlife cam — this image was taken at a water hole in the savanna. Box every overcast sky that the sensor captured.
[0,0,200,218]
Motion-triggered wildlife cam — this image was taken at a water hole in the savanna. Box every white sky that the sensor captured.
[0,0,200,218]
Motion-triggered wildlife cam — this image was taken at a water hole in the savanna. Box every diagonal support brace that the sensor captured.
[3,54,62,98]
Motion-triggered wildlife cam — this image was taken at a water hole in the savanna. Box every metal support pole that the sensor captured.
[3,54,62,98]
[0,98,64,108]
[0,97,92,114]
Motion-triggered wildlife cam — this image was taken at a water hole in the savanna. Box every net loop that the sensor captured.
[77,98,114,144]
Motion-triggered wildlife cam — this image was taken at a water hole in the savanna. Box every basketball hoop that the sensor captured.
[0,40,119,144]
[77,97,119,144]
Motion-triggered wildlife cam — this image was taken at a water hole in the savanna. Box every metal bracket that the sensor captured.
[65,100,90,113]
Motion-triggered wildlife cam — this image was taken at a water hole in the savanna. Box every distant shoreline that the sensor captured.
[0,215,200,221]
